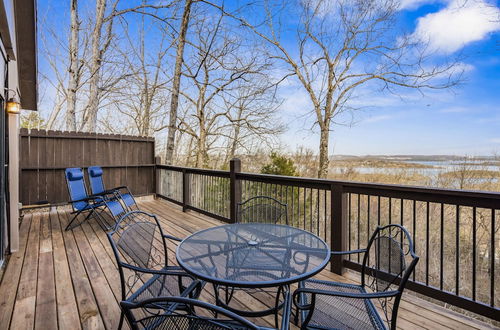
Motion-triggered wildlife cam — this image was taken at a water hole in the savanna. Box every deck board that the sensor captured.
[0,199,496,330]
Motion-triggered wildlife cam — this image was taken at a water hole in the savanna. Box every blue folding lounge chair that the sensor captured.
[87,166,139,211]
[65,168,127,231]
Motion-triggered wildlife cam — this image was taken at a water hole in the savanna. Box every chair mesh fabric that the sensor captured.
[107,199,126,218]
[109,212,198,304]
[118,222,156,269]
[124,298,259,330]
[237,197,287,224]
[130,272,190,302]
[301,280,386,330]
[122,193,136,207]
[139,314,248,330]
[66,168,88,211]
[372,236,406,292]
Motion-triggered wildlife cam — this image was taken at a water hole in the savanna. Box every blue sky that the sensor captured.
[278,0,500,156]
[37,0,500,156]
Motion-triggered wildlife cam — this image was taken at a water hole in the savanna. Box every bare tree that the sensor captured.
[205,0,463,177]
[106,18,173,136]
[177,12,282,168]
[79,0,178,132]
[223,79,284,161]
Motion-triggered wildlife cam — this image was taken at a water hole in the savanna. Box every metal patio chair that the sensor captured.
[232,197,289,271]
[121,296,278,330]
[107,210,204,329]
[217,196,290,324]
[65,167,127,231]
[88,166,139,211]
[293,224,419,330]
[237,196,288,225]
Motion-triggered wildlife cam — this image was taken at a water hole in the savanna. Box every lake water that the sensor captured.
[331,160,500,178]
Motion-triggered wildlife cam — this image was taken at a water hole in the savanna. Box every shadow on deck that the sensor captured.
[0,199,495,329]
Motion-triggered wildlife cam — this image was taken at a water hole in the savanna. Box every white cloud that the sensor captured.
[280,87,313,114]
[399,0,443,10]
[412,0,500,54]
[489,138,500,144]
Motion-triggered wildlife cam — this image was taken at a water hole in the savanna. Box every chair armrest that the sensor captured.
[293,287,399,308]
[112,185,131,194]
[331,248,366,255]
[163,234,182,242]
[89,190,117,198]
[99,189,118,195]
[121,262,192,277]
[69,195,102,204]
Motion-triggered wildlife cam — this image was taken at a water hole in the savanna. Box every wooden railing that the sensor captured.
[156,159,500,321]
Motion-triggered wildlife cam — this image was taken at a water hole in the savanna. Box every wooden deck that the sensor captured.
[0,198,495,330]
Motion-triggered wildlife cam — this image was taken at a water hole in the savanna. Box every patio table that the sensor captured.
[176,223,330,326]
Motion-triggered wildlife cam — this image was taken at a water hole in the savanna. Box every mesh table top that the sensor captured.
[176,223,330,288]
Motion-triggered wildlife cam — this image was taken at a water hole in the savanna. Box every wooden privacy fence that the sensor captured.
[20,129,155,205]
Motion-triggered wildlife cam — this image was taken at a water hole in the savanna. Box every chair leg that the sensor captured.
[65,210,87,231]
[93,207,113,231]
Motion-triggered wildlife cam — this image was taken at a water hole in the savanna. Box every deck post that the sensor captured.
[230,158,241,223]
[154,156,161,198]
[182,169,190,212]
[331,184,347,275]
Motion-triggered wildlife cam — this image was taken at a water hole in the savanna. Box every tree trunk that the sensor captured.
[196,128,208,168]
[228,106,243,161]
[82,0,107,132]
[318,126,330,178]
[165,0,193,164]
[229,125,239,160]
[66,0,79,131]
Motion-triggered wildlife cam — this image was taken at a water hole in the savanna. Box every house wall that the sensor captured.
[0,0,36,260]
[0,34,6,265]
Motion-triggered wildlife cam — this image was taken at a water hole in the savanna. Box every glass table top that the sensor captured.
[176,223,330,288]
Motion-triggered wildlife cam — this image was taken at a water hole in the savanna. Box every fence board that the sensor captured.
[20,129,155,205]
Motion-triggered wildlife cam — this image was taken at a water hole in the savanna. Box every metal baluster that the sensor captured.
[413,199,417,282]
[316,189,320,236]
[426,201,430,286]
[473,207,476,301]
[377,196,381,227]
[348,193,352,260]
[456,205,460,296]
[303,188,306,230]
[357,194,361,263]
[310,188,313,233]
[440,203,444,291]
[389,198,392,225]
[324,190,327,242]
[491,209,495,307]
[367,195,370,246]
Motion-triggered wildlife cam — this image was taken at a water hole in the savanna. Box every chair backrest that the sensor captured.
[361,224,419,329]
[65,168,89,211]
[107,211,169,299]
[88,166,105,195]
[237,196,288,225]
[121,296,261,330]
